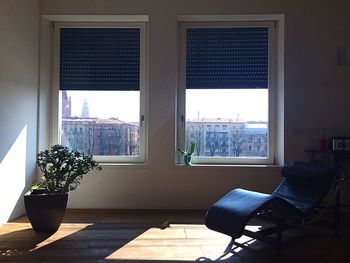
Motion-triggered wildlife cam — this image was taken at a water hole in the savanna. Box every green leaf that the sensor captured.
[31,184,40,191]
[188,141,196,156]
[177,149,187,155]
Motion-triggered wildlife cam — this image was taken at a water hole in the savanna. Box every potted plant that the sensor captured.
[24,144,101,232]
[178,141,196,165]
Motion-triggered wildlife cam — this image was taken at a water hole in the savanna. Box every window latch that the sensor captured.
[181,115,185,128]
[140,115,145,127]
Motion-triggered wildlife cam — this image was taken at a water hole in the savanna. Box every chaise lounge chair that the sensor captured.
[205,161,343,254]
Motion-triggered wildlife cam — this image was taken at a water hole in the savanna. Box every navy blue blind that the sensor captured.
[60,28,140,91]
[186,27,268,89]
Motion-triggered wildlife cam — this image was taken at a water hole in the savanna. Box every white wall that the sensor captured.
[37,0,350,209]
[0,0,39,223]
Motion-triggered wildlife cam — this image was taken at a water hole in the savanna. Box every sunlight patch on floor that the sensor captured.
[105,224,260,261]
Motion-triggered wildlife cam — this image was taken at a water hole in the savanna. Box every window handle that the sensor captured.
[140,115,145,127]
[181,115,185,128]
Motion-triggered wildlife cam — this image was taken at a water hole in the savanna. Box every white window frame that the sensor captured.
[177,15,280,165]
[52,20,148,163]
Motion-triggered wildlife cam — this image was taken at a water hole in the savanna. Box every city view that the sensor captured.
[60,90,268,158]
[60,90,140,156]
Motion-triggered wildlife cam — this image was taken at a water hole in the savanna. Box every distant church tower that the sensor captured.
[62,90,71,117]
[82,99,90,117]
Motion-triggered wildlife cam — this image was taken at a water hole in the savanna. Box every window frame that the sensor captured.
[177,18,277,165]
[52,21,148,163]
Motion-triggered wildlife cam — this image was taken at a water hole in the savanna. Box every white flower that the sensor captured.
[46,163,54,172]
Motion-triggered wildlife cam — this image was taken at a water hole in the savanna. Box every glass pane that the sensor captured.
[185,89,268,158]
[59,90,140,156]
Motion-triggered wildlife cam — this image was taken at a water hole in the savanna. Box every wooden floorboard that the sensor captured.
[0,210,349,262]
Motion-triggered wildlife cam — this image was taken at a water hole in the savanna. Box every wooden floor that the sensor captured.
[0,210,349,262]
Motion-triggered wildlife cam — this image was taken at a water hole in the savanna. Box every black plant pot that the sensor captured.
[24,190,68,232]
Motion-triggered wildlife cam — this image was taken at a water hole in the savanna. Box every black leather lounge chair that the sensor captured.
[205,162,343,254]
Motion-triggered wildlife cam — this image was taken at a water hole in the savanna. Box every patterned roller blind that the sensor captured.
[186,27,268,89]
[60,28,140,91]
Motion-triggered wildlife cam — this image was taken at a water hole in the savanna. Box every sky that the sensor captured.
[62,90,140,122]
[62,89,268,123]
[186,89,268,122]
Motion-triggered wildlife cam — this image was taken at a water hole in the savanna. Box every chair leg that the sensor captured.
[224,238,235,254]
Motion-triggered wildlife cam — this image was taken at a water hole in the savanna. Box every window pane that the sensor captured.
[59,90,140,156]
[185,89,268,158]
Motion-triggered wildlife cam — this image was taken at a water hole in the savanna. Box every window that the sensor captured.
[53,22,147,163]
[178,17,278,164]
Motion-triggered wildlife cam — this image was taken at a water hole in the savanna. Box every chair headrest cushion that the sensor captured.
[281,161,336,179]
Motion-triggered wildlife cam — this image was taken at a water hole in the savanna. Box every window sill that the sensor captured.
[99,162,148,168]
[175,163,281,169]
